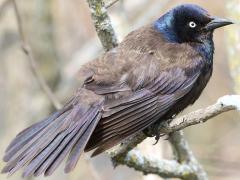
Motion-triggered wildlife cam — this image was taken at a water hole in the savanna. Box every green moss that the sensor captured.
[182,172,198,180]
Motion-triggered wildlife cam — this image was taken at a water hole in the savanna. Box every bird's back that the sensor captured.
[81,25,209,93]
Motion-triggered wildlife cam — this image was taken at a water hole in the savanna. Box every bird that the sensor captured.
[2,3,233,177]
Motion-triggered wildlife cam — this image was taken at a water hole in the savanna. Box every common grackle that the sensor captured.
[2,4,233,177]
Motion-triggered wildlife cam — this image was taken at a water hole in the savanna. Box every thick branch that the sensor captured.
[110,133,208,180]
[87,0,118,51]
[112,149,196,179]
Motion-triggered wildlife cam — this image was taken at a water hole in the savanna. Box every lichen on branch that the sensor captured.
[87,0,118,51]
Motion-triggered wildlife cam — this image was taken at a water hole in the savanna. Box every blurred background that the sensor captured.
[0,0,240,180]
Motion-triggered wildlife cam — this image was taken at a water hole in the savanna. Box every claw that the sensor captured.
[153,133,166,145]
[153,134,160,145]
[143,121,168,144]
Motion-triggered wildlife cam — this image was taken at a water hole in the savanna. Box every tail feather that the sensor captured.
[3,111,70,164]
[65,111,102,173]
[3,111,72,176]
[33,122,83,176]
[5,111,62,155]
[45,106,101,176]
[22,122,78,177]
[2,102,103,177]
[5,106,72,153]
[32,105,97,177]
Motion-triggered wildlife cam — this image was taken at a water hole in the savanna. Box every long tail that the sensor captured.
[1,101,103,177]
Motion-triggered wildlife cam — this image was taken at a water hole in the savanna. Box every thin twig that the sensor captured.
[12,0,62,110]
[106,0,120,9]
[0,0,11,17]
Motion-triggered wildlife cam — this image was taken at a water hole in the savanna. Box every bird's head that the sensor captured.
[154,4,233,43]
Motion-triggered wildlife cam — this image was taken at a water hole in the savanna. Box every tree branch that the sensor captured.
[0,0,11,18]
[112,149,196,179]
[12,0,62,110]
[110,133,208,180]
[168,131,208,180]
[105,0,120,9]
[160,95,239,133]
[86,0,118,51]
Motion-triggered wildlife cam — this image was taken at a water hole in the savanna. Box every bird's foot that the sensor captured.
[143,123,165,145]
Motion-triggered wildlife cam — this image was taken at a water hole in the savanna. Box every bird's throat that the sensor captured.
[193,37,214,65]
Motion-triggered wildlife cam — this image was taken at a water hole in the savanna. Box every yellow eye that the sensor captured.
[189,21,197,28]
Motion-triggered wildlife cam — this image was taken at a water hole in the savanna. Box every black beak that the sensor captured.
[204,17,233,31]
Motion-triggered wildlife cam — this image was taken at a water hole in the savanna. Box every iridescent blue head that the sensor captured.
[154,4,233,43]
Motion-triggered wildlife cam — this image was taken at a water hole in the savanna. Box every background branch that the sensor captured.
[12,0,62,110]
[106,0,120,9]
[0,0,11,18]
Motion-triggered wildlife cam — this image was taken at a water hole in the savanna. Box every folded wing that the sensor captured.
[85,67,201,156]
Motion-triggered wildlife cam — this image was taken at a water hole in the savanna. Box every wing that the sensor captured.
[85,67,201,156]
